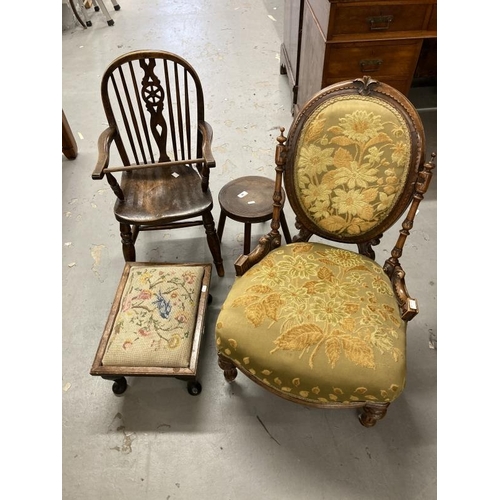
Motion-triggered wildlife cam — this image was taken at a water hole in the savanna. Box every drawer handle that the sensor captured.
[367,15,394,31]
[360,59,383,72]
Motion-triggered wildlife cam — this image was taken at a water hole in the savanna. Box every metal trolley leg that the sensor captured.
[93,0,115,26]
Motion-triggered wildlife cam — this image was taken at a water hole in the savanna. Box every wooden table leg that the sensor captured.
[62,110,78,160]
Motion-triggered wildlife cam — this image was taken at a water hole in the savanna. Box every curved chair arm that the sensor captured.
[92,126,117,180]
[199,121,215,168]
[234,127,287,276]
[388,264,419,321]
[383,155,435,321]
[91,126,125,201]
[234,232,282,276]
[198,121,215,193]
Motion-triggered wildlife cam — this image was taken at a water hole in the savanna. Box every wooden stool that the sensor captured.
[217,176,292,254]
[90,262,212,396]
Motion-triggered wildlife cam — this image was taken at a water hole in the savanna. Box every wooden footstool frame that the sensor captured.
[90,262,212,396]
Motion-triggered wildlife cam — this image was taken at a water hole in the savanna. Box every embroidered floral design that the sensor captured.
[115,268,199,349]
[295,96,411,236]
[230,244,403,370]
[103,266,204,367]
[152,290,172,319]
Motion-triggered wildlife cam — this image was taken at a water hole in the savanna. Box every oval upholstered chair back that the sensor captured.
[284,77,426,247]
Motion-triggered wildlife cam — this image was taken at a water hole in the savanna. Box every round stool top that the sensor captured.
[218,176,286,223]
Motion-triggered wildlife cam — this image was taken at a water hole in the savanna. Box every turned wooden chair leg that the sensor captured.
[359,402,390,427]
[119,223,136,261]
[203,212,224,277]
[217,353,237,382]
[243,223,251,255]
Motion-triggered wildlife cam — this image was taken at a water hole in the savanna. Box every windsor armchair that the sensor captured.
[215,77,435,426]
[92,50,224,276]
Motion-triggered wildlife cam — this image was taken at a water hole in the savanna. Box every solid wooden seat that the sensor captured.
[90,262,212,396]
[217,176,292,254]
[116,163,214,225]
[92,50,224,277]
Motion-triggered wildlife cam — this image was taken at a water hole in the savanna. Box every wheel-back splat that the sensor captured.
[139,58,170,162]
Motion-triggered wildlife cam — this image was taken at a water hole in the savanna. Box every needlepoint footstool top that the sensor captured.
[91,262,212,377]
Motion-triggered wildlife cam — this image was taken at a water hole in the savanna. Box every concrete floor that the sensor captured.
[62,1,437,498]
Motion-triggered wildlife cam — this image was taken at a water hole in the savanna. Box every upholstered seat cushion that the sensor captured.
[102,265,205,368]
[216,242,406,405]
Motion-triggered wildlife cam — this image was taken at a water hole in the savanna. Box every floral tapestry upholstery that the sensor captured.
[103,265,205,368]
[293,95,411,238]
[216,243,406,405]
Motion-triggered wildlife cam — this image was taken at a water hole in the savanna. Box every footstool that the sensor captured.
[217,176,292,254]
[90,262,212,396]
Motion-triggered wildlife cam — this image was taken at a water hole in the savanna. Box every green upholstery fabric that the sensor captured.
[216,243,406,405]
[293,95,411,237]
[103,265,205,368]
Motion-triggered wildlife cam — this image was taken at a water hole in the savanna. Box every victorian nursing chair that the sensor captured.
[215,77,435,427]
[92,50,224,277]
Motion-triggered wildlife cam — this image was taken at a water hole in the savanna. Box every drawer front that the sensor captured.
[329,3,433,38]
[428,3,437,32]
[324,39,422,80]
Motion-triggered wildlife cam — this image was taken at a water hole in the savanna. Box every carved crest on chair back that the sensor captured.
[353,75,379,95]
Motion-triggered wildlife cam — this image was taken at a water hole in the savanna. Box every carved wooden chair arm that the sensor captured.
[386,263,419,321]
[92,126,117,180]
[234,127,288,276]
[382,155,435,321]
[197,121,215,192]
[234,231,282,276]
[199,121,215,168]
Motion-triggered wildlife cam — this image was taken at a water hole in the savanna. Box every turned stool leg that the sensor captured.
[280,211,292,243]
[244,223,251,255]
[217,211,227,242]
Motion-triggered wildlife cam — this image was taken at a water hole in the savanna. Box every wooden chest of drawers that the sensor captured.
[280,0,437,113]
